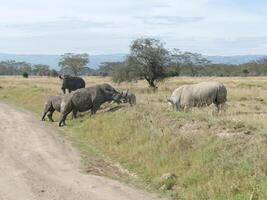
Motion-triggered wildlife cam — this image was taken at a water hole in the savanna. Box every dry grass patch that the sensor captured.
[0,76,266,200]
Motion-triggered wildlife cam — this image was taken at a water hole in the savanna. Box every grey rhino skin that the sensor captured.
[41,95,63,122]
[59,83,123,126]
[168,81,227,112]
[122,90,136,106]
[59,75,86,94]
[41,94,76,122]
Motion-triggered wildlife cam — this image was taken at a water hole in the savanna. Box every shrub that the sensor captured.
[22,72,29,78]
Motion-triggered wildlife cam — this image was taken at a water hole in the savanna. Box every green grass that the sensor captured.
[0,76,266,200]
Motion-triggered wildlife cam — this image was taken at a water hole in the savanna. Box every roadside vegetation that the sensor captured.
[0,76,266,200]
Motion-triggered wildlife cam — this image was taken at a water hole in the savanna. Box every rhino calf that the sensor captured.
[41,95,76,122]
[168,81,227,112]
[122,90,136,106]
[59,75,85,94]
[59,83,123,127]
[41,95,63,122]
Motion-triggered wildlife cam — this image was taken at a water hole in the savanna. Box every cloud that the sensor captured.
[0,0,267,55]
[3,18,114,32]
[151,4,172,9]
[166,36,267,56]
[137,16,205,26]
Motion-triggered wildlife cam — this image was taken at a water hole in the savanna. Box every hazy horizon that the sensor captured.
[1,0,267,55]
[0,52,267,57]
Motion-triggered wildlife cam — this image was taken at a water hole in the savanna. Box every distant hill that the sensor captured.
[0,53,266,69]
[206,55,267,65]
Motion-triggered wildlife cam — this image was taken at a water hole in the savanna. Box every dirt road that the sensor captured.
[0,102,163,200]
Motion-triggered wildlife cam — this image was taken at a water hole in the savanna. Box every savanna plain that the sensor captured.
[0,76,266,200]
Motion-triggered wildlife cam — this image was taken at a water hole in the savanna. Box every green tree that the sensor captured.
[18,62,32,75]
[170,49,211,76]
[125,38,170,88]
[22,72,29,78]
[49,69,59,77]
[59,53,89,76]
[242,69,249,76]
[32,64,50,76]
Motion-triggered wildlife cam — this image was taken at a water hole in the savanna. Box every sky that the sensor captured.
[0,0,267,55]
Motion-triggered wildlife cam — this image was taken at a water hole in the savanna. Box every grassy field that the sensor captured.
[0,76,266,200]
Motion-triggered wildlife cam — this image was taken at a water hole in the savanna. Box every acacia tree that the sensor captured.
[126,38,170,88]
[59,53,89,76]
[170,49,211,76]
[32,64,50,76]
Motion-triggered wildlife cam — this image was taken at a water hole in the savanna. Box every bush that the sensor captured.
[22,72,29,78]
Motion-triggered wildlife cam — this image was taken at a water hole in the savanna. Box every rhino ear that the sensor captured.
[126,89,129,96]
[59,75,63,80]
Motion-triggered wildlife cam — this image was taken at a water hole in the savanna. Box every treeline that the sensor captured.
[94,58,267,78]
[0,60,58,76]
[92,47,267,84]
[1,38,267,87]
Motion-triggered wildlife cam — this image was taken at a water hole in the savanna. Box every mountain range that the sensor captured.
[0,53,266,69]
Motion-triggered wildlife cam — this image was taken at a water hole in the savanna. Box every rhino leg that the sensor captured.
[47,108,55,122]
[183,105,190,112]
[72,109,78,119]
[59,98,73,126]
[214,103,226,114]
[59,113,68,127]
[41,103,51,121]
[59,109,72,127]
[91,104,100,116]
[41,110,48,121]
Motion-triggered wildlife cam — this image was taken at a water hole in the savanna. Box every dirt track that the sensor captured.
[0,102,163,200]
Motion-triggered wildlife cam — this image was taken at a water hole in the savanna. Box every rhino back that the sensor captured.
[70,84,118,112]
[180,82,221,107]
[51,95,63,112]
[62,77,85,91]
[70,88,95,112]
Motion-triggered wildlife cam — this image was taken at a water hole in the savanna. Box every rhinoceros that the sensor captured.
[41,95,77,122]
[41,95,63,122]
[168,81,227,112]
[59,75,86,94]
[122,90,136,106]
[59,83,123,126]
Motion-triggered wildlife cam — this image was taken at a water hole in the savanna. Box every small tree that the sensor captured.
[243,69,249,76]
[49,69,59,77]
[22,72,28,78]
[98,62,117,77]
[18,62,32,75]
[126,38,170,88]
[170,49,211,76]
[33,64,50,76]
[59,53,89,76]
